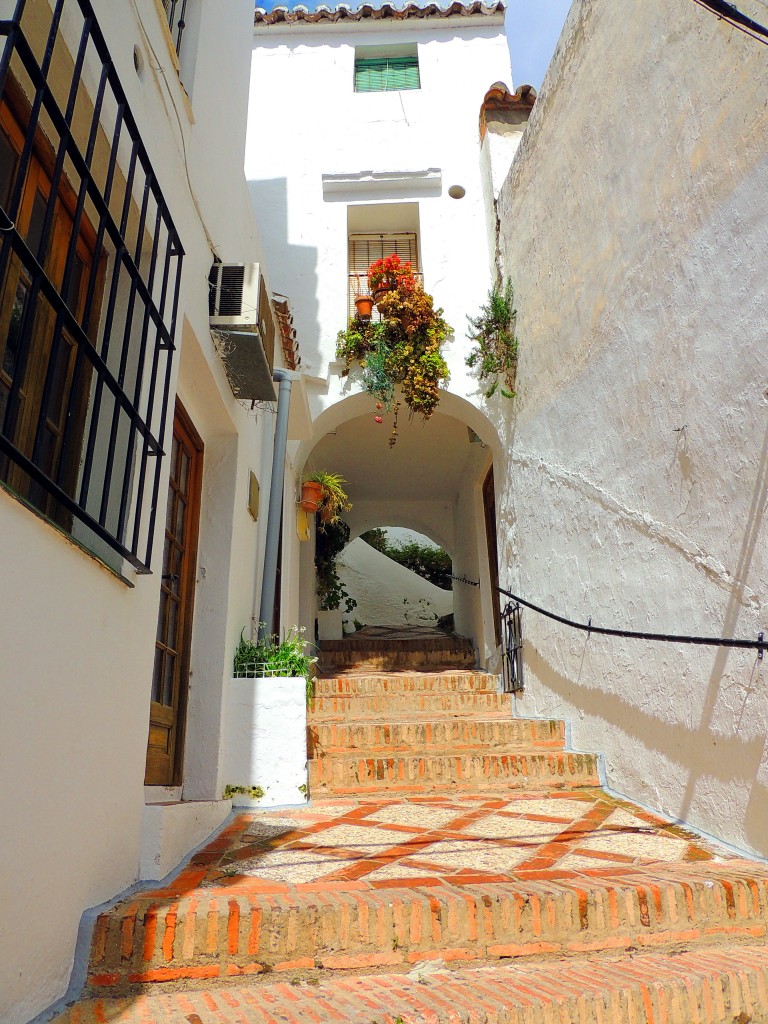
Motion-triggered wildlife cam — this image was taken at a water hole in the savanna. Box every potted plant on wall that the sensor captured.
[466,278,519,398]
[221,623,317,808]
[300,478,324,513]
[354,294,374,319]
[302,470,352,525]
[350,271,374,319]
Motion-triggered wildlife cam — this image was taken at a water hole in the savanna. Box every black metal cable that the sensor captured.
[691,0,768,44]
[451,575,766,655]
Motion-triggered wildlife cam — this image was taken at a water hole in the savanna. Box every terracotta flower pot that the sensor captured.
[300,480,324,513]
[372,282,395,303]
[354,295,374,318]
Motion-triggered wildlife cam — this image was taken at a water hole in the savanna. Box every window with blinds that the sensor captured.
[354,55,420,93]
[348,233,420,320]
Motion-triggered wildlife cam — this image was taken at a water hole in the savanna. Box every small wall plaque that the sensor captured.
[248,471,260,521]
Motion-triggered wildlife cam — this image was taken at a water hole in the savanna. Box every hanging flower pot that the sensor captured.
[354,295,374,318]
[373,284,394,304]
[300,480,324,513]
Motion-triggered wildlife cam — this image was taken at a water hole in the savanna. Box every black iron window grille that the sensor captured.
[501,600,524,694]
[162,0,188,58]
[0,0,184,574]
[501,598,528,696]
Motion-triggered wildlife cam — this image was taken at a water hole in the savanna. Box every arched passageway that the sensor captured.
[296,390,503,665]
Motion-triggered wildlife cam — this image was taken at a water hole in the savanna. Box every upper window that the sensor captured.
[348,203,422,321]
[354,47,420,93]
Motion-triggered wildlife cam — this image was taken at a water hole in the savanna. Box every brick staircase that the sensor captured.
[55,633,768,1023]
[309,666,599,796]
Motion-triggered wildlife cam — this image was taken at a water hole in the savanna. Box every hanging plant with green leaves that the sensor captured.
[315,518,357,613]
[466,278,519,399]
[336,257,451,447]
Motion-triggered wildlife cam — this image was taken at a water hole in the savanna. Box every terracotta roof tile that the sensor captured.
[479,82,536,139]
[255,2,505,27]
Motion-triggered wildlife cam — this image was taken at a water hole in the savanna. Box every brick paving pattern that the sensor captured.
[55,633,768,1023]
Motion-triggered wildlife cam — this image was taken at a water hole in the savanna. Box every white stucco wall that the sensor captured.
[495,0,768,855]
[247,15,513,664]
[221,676,309,807]
[339,537,452,627]
[247,15,512,393]
[0,1,279,1020]
[0,494,155,1024]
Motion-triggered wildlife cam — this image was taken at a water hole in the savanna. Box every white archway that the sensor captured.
[294,385,502,663]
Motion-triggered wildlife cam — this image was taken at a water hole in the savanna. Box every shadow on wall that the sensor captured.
[526,641,767,854]
[518,414,768,857]
[246,178,321,368]
[677,414,768,824]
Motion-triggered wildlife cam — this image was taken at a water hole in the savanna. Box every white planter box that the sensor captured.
[221,676,308,807]
[317,608,343,640]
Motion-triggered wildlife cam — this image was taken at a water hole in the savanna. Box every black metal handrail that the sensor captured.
[452,574,766,658]
[163,0,188,57]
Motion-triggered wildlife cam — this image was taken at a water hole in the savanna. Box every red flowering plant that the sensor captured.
[336,271,452,447]
[367,254,415,294]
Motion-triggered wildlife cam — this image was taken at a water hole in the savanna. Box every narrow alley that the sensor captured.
[56,632,768,1022]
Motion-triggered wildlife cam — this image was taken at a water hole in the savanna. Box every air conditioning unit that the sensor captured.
[209,262,277,401]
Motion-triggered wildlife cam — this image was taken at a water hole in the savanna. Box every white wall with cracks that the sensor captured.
[494,0,768,855]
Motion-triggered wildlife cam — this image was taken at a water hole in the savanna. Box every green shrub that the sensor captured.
[233,625,316,679]
[360,530,453,591]
[466,278,518,398]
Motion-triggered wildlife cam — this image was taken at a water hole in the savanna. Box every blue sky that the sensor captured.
[505,0,572,89]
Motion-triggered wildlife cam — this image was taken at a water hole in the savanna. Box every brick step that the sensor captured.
[308,750,600,795]
[308,718,566,757]
[313,671,497,697]
[310,689,512,720]
[318,637,475,673]
[84,861,768,996]
[319,653,477,672]
[58,945,768,1023]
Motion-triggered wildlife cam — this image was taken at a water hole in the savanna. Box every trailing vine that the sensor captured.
[337,257,452,446]
[315,518,356,613]
[466,278,519,398]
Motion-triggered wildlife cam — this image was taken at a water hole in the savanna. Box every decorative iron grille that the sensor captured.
[0,0,183,573]
[501,600,523,693]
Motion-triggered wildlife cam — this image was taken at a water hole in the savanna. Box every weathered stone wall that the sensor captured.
[495,0,768,855]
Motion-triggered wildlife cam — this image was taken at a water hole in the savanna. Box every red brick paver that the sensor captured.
[54,637,768,1022]
[59,945,768,1023]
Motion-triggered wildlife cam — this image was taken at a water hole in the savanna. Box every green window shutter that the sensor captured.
[354,55,420,93]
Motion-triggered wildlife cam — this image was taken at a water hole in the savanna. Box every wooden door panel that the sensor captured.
[145,403,203,786]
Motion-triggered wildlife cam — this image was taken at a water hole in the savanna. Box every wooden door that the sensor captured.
[145,402,203,786]
[482,466,502,646]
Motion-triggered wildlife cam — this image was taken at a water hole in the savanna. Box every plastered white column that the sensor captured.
[220,677,309,807]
